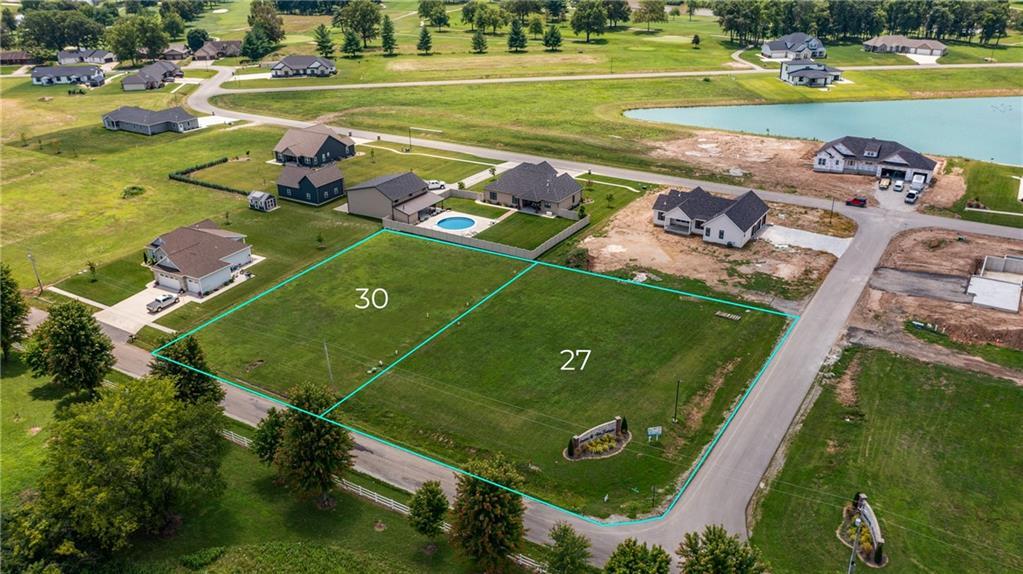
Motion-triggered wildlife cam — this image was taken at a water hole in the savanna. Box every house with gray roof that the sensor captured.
[483,161,582,215]
[31,65,104,86]
[863,35,947,56]
[779,59,842,86]
[814,136,937,186]
[145,220,252,296]
[103,106,198,135]
[0,50,38,65]
[193,40,242,60]
[276,163,345,206]
[58,49,116,65]
[271,55,337,78]
[761,32,826,59]
[347,172,443,224]
[122,60,182,91]
[274,124,355,167]
[652,187,769,248]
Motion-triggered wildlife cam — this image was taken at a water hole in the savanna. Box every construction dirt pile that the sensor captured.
[879,228,1023,276]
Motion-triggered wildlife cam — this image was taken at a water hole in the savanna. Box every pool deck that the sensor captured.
[417,208,507,237]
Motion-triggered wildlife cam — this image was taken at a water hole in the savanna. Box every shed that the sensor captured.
[248,191,278,212]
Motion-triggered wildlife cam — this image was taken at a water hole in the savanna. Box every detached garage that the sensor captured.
[145,220,252,297]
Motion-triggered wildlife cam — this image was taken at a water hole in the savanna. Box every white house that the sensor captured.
[57,49,116,65]
[779,59,842,86]
[145,220,252,296]
[761,32,826,59]
[814,136,937,186]
[271,55,337,78]
[863,35,947,56]
[652,187,769,248]
[31,65,104,86]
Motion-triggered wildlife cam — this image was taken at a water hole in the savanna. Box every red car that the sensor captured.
[845,196,868,208]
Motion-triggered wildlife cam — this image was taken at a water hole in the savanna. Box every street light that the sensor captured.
[672,379,681,423]
[26,251,43,294]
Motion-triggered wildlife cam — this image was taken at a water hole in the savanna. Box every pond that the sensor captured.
[625,96,1023,165]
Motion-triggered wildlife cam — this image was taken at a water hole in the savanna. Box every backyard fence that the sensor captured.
[168,157,249,196]
[383,215,591,261]
[220,429,547,573]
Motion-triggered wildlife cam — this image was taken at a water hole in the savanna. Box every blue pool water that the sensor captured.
[624,96,1023,165]
[437,216,475,230]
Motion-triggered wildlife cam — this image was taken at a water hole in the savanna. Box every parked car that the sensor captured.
[425,180,447,191]
[904,191,920,204]
[146,293,179,313]
[845,196,868,208]
[892,180,905,192]
[879,177,891,189]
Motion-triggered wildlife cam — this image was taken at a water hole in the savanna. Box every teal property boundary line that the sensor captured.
[320,262,538,416]
[151,227,801,527]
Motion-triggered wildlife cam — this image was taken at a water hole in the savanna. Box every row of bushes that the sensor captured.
[168,157,249,196]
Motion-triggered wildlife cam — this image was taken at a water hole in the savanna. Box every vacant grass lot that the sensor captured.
[751,349,1023,573]
[475,212,576,250]
[191,232,529,398]
[339,261,788,517]
[56,255,154,306]
[950,161,1023,228]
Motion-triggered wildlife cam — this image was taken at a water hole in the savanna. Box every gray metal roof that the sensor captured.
[58,49,114,60]
[654,187,768,231]
[277,163,344,189]
[104,106,196,126]
[348,172,429,202]
[818,136,937,171]
[484,161,581,203]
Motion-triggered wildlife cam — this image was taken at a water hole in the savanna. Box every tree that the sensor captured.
[149,336,224,404]
[546,0,567,21]
[417,25,433,54]
[543,23,562,51]
[502,0,542,23]
[418,0,449,29]
[507,18,527,51]
[408,481,448,539]
[381,14,397,55]
[547,522,592,574]
[252,407,285,466]
[691,33,700,47]
[106,15,144,63]
[0,7,15,49]
[19,9,104,54]
[334,0,381,47]
[248,0,285,43]
[312,23,335,57]
[528,14,544,38]
[6,377,225,563]
[0,264,28,363]
[341,28,363,57]
[186,27,209,51]
[477,3,511,34]
[137,14,170,60]
[125,0,143,14]
[241,24,273,60]
[273,382,355,509]
[471,27,488,53]
[162,11,185,38]
[462,0,484,29]
[669,6,680,20]
[676,524,769,574]
[449,455,525,572]
[604,0,631,28]
[634,0,667,31]
[571,0,608,42]
[686,0,698,21]
[25,301,114,395]
[605,538,671,574]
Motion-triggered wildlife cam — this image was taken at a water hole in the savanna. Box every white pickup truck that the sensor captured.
[146,294,179,313]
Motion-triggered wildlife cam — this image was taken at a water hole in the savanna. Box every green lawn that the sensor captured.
[439,196,510,218]
[56,254,154,306]
[189,0,252,40]
[751,349,1023,573]
[904,323,1023,371]
[949,161,1023,228]
[475,212,576,250]
[1,64,22,74]
[940,34,1023,64]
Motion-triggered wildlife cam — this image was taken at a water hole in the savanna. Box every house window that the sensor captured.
[718,230,725,239]
[489,192,497,201]
[306,193,311,200]
[657,212,665,221]
[704,228,710,237]
[817,158,826,166]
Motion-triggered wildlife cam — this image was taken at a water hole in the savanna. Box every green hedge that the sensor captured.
[168,157,249,196]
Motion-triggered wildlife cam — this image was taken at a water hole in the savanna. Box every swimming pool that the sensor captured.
[436,216,476,230]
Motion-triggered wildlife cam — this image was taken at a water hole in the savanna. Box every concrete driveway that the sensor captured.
[94,285,183,335]
[760,224,853,257]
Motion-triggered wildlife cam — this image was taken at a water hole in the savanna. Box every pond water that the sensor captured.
[625,96,1023,165]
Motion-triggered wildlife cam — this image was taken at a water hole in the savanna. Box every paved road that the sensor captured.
[179,71,1023,560]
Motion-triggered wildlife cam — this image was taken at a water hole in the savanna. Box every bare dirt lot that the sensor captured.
[582,190,848,307]
[646,130,966,205]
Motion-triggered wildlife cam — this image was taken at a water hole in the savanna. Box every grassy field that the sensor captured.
[439,196,510,218]
[751,349,1023,573]
[56,255,154,306]
[475,212,576,249]
[904,323,1023,371]
[948,160,1023,228]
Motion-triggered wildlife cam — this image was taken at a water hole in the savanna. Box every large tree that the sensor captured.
[543,23,562,51]
[547,522,592,574]
[546,0,567,21]
[186,27,209,51]
[248,0,285,43]
[449,455,526,572]
[272,382,355,509]
[150,336,224,404]
[241,24,273,59]
[333,0,381,47]
[253,407,285,466]
[571,0,608,42]
[605,538,671,574]
[162,10,185,38]
[676,524,769,574]
[604,0,631,27]
[341,28,363,57]
[136,14,170,59]
[408,481,448,539]
[0,263,29,363]
[418,0,450,29]
[312,22,335,58]
[471,27,488,53]
[25,301,114,395]
[477,3,512,34]
[507,17,527,51]
[381,14,397,55]
[417,25,433,54]
[634,0,667,31]
[4,377,225,566]
[19,9,105,54]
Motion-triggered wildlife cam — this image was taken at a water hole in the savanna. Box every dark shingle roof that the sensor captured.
[274,124,354,157]
[58,49,114,61]
[723,191,769,230]
[104,106,196,127]
[276,55,335,69]
[484,161,581,203]
[277,163,343,189]
[818,136,937,171]
[765,32,820,52]
[195,40,242,58]
[32,65,101,78]
[124,60,181,85]
[149,220,247,278]
[348,172,429,202]
[654,187,768,231]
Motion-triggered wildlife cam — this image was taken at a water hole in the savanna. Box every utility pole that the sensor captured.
[26,251,43,294]
[672,379,681,423]
[846,517,862,574]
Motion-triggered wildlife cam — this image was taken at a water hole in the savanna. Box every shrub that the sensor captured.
[122,185,145,198]
[179,546,226,569]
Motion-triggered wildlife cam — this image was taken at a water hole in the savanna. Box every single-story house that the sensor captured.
[483,161,582,214]
[248,191,278,212]
[761,32,826,59]
[276,163,345,206]
[122,60,182,91]
[347,172,443,224]
[0,50,38,65]
[57,49,116,65]
[103,106,199,135]
[652,187,769,248]
[31,65,104,86]
[863,35,947,56]
[161,43,192,60]
[813,136,937,185]
[145,220,252,296]
[273,124,356,167]
[193,40,242,60]
[271,55,337,78]
[779,59,842,86]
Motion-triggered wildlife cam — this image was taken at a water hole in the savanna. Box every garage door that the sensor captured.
[157,274,181,290]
